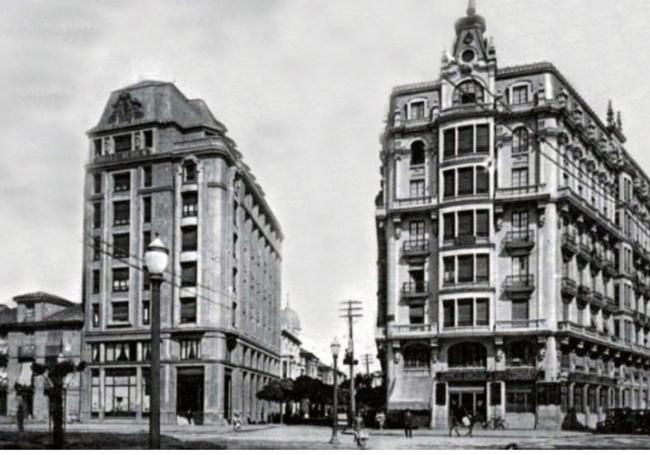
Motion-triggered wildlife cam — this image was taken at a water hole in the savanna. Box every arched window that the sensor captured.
[183,161,197,183]
[403,343,430,369]
[410,141,426,166]
[448,342,486,368]
[512,128,529,154]
[505,340,536,367]
[452,80,485,106]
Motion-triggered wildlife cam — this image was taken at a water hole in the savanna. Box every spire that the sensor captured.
[617,111,623,131]
[467,0,476,16]
[607,100,615,126]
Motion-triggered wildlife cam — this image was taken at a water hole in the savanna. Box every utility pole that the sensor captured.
[361,354,374,376]
[339,300,362,422]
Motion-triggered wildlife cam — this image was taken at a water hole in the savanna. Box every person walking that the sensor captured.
[404,409,413,438]
[16,401,25,433]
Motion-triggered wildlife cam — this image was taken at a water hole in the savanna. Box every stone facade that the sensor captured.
[81,81,283,425]
[375,3,650,430]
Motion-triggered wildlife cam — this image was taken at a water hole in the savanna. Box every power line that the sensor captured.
[339,299,362,422]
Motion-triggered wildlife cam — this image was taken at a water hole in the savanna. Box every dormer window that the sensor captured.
[453,80,484,106]
[407,100,426,120]
[511,85,529,105]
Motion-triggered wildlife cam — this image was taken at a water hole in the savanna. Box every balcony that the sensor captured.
[392,196,435,210]
[401,282,429,300]
[592,252,604,270]
[402,239,429,257]
[561,232,578,256]
[577,284,592,305]
[561,277,577,298]
[503,275,535,297]
[504,230,535,255]
[494,320,547,331]
[603,259,617,277]
[577,242,592,262]
[93,147,153,165]
[454,235,477,247]
[390,324,436,337]
[18,344,36,360]
[604,296,615,313]
[495,184,548,202]
[558,321,616,345]
[592,291,605,309]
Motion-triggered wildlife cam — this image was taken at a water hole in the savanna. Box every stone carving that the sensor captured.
[108,92,144,124]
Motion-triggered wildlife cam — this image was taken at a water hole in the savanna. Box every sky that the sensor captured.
[1,0,650,367]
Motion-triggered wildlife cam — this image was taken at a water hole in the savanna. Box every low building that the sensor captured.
[0,292,83,422]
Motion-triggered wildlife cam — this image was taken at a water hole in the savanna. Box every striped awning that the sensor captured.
[388,376,433,411]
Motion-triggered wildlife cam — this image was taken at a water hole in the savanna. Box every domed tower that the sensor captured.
[281,304,302,336]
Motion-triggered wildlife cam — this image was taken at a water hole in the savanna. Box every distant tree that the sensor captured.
[257,378,293,423]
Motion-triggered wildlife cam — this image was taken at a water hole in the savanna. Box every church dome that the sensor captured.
[281,306,301,334]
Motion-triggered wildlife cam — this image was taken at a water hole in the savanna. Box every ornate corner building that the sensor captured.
[375,2,650,430]
[81,81,283,425]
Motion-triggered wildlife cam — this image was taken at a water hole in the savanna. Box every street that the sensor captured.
[1,424,650,449]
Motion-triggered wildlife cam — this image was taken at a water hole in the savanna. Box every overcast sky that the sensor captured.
[1,0,650,366]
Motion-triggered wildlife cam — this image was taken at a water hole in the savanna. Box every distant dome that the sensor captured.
[281,306,301,334]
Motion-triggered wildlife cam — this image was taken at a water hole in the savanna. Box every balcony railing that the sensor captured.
[505,230,535,253]
[442,150,489,162]
[494,320,547,330]
[94,147,153,164]
[577,242,592,261]
[392,196,434,209]
[401,282,429,298]
[561,277,577,297]
[561,232,578,255]
[603,259,617,277]
[442,279,490,290]
[391,324,435,335]
[592,252,604,269]
[495,184,547,199]
[454,235,477,246]
[402,239,429,256]
[592,291,604,308]
[577,284,592,304]
[503,275,535,295]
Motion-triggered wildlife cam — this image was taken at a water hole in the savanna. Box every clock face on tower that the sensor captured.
[461,49,476,63]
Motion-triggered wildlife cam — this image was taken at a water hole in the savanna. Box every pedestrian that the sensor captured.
[375,409,386,430]
[16,401,25,433]
[186,408,194,425]
[404,409,413,438]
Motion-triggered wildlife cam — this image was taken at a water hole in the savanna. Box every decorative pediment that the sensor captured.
[108,92,144,124]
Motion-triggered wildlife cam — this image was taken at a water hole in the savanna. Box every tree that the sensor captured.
[32,360,85,449]
[256,378,293,423]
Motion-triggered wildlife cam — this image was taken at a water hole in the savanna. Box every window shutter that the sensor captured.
[458,255,473,282]
[458,126,474,154]
[443,300,455,327]
[476,167,489,193]
[457,168,474,195]
[457,299,473,326]
[444,129,456,157]
[476,298,488,326]
[476,124,489,153]
[458,211,473,236]
[476,210,489,237]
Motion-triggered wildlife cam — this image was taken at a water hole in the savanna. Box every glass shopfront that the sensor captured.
[104,368,137,417]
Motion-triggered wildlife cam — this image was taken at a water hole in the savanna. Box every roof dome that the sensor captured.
[281,306,301,334]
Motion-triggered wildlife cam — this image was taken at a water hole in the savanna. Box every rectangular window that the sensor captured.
[92,304,100,328]
[512,300,529,321]
[443,257,455,284]
[457,298,473,327]
[476,124,489,153]
[112,268,129,292]
[512,168,529,188]
[409,220,425,240]
[182,226,198,252]
[409,179,425,198]
[114,134,132,154]
[476,167,489,194]
[458,126,474,155]
[92,270,100,294]
[512,86,529,105]
[113,172,130,192]
[476,210,489,237]
[458,255,473,283]
[94,138,102,157]
[443,300,455,327]
[181,262,197,287]
[143,231,151,253]
[512,255,529,276]
[444,129,456,158]
[457,168,474,195]
[409,101,425,120]
[93,236,101,261]
[142,267,150,291]
[409,305,425,324]
[143,197,151,223]
[476,298,489,326]
[476,254,489,283]
[111,301,129,323]
[506,382,534,413]
[182,192,198,217]
[93,174,102,194]
[180,339,201,360]
[458,211,473,237]
[93,202,102,229]
[113,201,130,226]
[144,130,153,148]
[512,210,529,230]
[443,170,455,199]
[142,300,150,325]
[490,382,502,405]
[143,166,152,187]
[113,233,130,259]
[443,213,455,241]
[183,163,197,183]
[180,298,197,324]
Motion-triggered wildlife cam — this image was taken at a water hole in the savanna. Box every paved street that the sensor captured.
[1,423,650,449]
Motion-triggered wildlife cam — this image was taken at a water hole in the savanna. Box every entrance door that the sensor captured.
[449,385,486,424]
[177,367,204,425]
[224,372,232,423]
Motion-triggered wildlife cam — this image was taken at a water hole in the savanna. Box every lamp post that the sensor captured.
[145,236,169,450]
[329,338,341,445]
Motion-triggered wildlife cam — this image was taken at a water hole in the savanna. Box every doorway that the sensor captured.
[177,367,204,425]
[449,384,486,424]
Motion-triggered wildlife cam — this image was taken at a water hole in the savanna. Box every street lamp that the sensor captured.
[329,338,341,445]
[145,236,169,450]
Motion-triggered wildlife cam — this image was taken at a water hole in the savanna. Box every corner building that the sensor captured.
[375,3,650,430]
[81,81,283,425]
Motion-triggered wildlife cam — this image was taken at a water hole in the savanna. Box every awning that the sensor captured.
[16,362,33,387]
[387,376,433,411]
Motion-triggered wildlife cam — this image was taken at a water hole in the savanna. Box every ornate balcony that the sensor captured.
[401,282,429,299]
[592,252,604,270]
[603,259,617,277]
[503,275,535,297]
[561,277,577,299]
[561,232,578,256]
[495,184,548,202]
[504,230,535,255]
[577,284,593,305]
[402,239,429,257]
[604,296,615,313]
[392,196,435,210]
[494,319,547,330]
[592,291,605,309]
[390,324,436,337]
[577,242,592,262]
